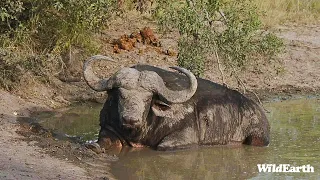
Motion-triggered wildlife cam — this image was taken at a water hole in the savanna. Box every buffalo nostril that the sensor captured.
[122,116,139,126]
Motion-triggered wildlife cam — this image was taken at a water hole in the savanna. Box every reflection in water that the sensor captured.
[112,146,268,180]
[32,102,102,142]
[111,98,320,179]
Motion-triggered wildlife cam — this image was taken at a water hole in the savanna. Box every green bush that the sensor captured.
[0,0,24,34]
[154,0,284,77]
[1,0,117,53]
[178,37,206,77]
[0,0,118,90]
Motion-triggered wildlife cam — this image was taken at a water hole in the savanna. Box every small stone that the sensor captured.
[85,142,102,154]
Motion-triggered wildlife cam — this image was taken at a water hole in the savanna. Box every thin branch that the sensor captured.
[214,49,225,85]
[202,8,225,85]
[218,10,228,24]
[249,89,270,112]
[227,59,269,112]
[229,62,246,94]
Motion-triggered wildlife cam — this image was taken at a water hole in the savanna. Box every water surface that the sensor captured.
[32,98,320,179]
[32,102,101,142]
[111,97,320,179]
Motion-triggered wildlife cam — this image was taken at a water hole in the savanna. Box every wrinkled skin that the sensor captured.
[91,64,270,151]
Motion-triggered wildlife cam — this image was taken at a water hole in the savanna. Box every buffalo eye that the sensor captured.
[153,100,171,111]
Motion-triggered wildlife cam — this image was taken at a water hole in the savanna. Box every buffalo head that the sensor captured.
[83,55,197,143]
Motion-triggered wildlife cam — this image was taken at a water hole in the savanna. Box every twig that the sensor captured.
[214,49,225,85]
[248,89,270,113]
[227,60,269,112]
[218,10,228,24]
[229,62,246,94]
[202,8,226,85]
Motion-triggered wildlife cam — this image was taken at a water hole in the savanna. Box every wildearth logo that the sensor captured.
[257,164,314,173]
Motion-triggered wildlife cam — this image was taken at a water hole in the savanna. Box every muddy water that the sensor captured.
[110,97,320,180]
[31,102,102,142]
[32,98,320,179]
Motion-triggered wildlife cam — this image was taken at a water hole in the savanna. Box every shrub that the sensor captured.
[154,0,284,77]
[0,0,24,34]
[0,0,118,90]
[1,0,117,53]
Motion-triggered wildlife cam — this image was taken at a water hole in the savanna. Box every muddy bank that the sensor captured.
[0,90,88,179]
[0,90,119,179]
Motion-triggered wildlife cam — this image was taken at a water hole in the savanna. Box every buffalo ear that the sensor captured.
[151,100,172,117]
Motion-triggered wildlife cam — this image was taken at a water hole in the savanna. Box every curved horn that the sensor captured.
[83,55,115,92]
[158,66,197,103]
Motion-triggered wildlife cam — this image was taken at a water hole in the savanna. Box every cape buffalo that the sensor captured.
[83,55,270,151]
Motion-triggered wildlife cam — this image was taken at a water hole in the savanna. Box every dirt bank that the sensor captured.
[0,91,91,179]
[0,90,121,179]
[0,14,319,179]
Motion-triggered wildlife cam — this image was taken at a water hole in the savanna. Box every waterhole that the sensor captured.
[30,97,320,179]
[29,102,102,142]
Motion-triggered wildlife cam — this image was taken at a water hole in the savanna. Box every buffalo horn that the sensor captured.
[83,55,115,91]
[157,66,198,103]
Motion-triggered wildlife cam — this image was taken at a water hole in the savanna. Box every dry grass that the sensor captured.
[254,0,320,27]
